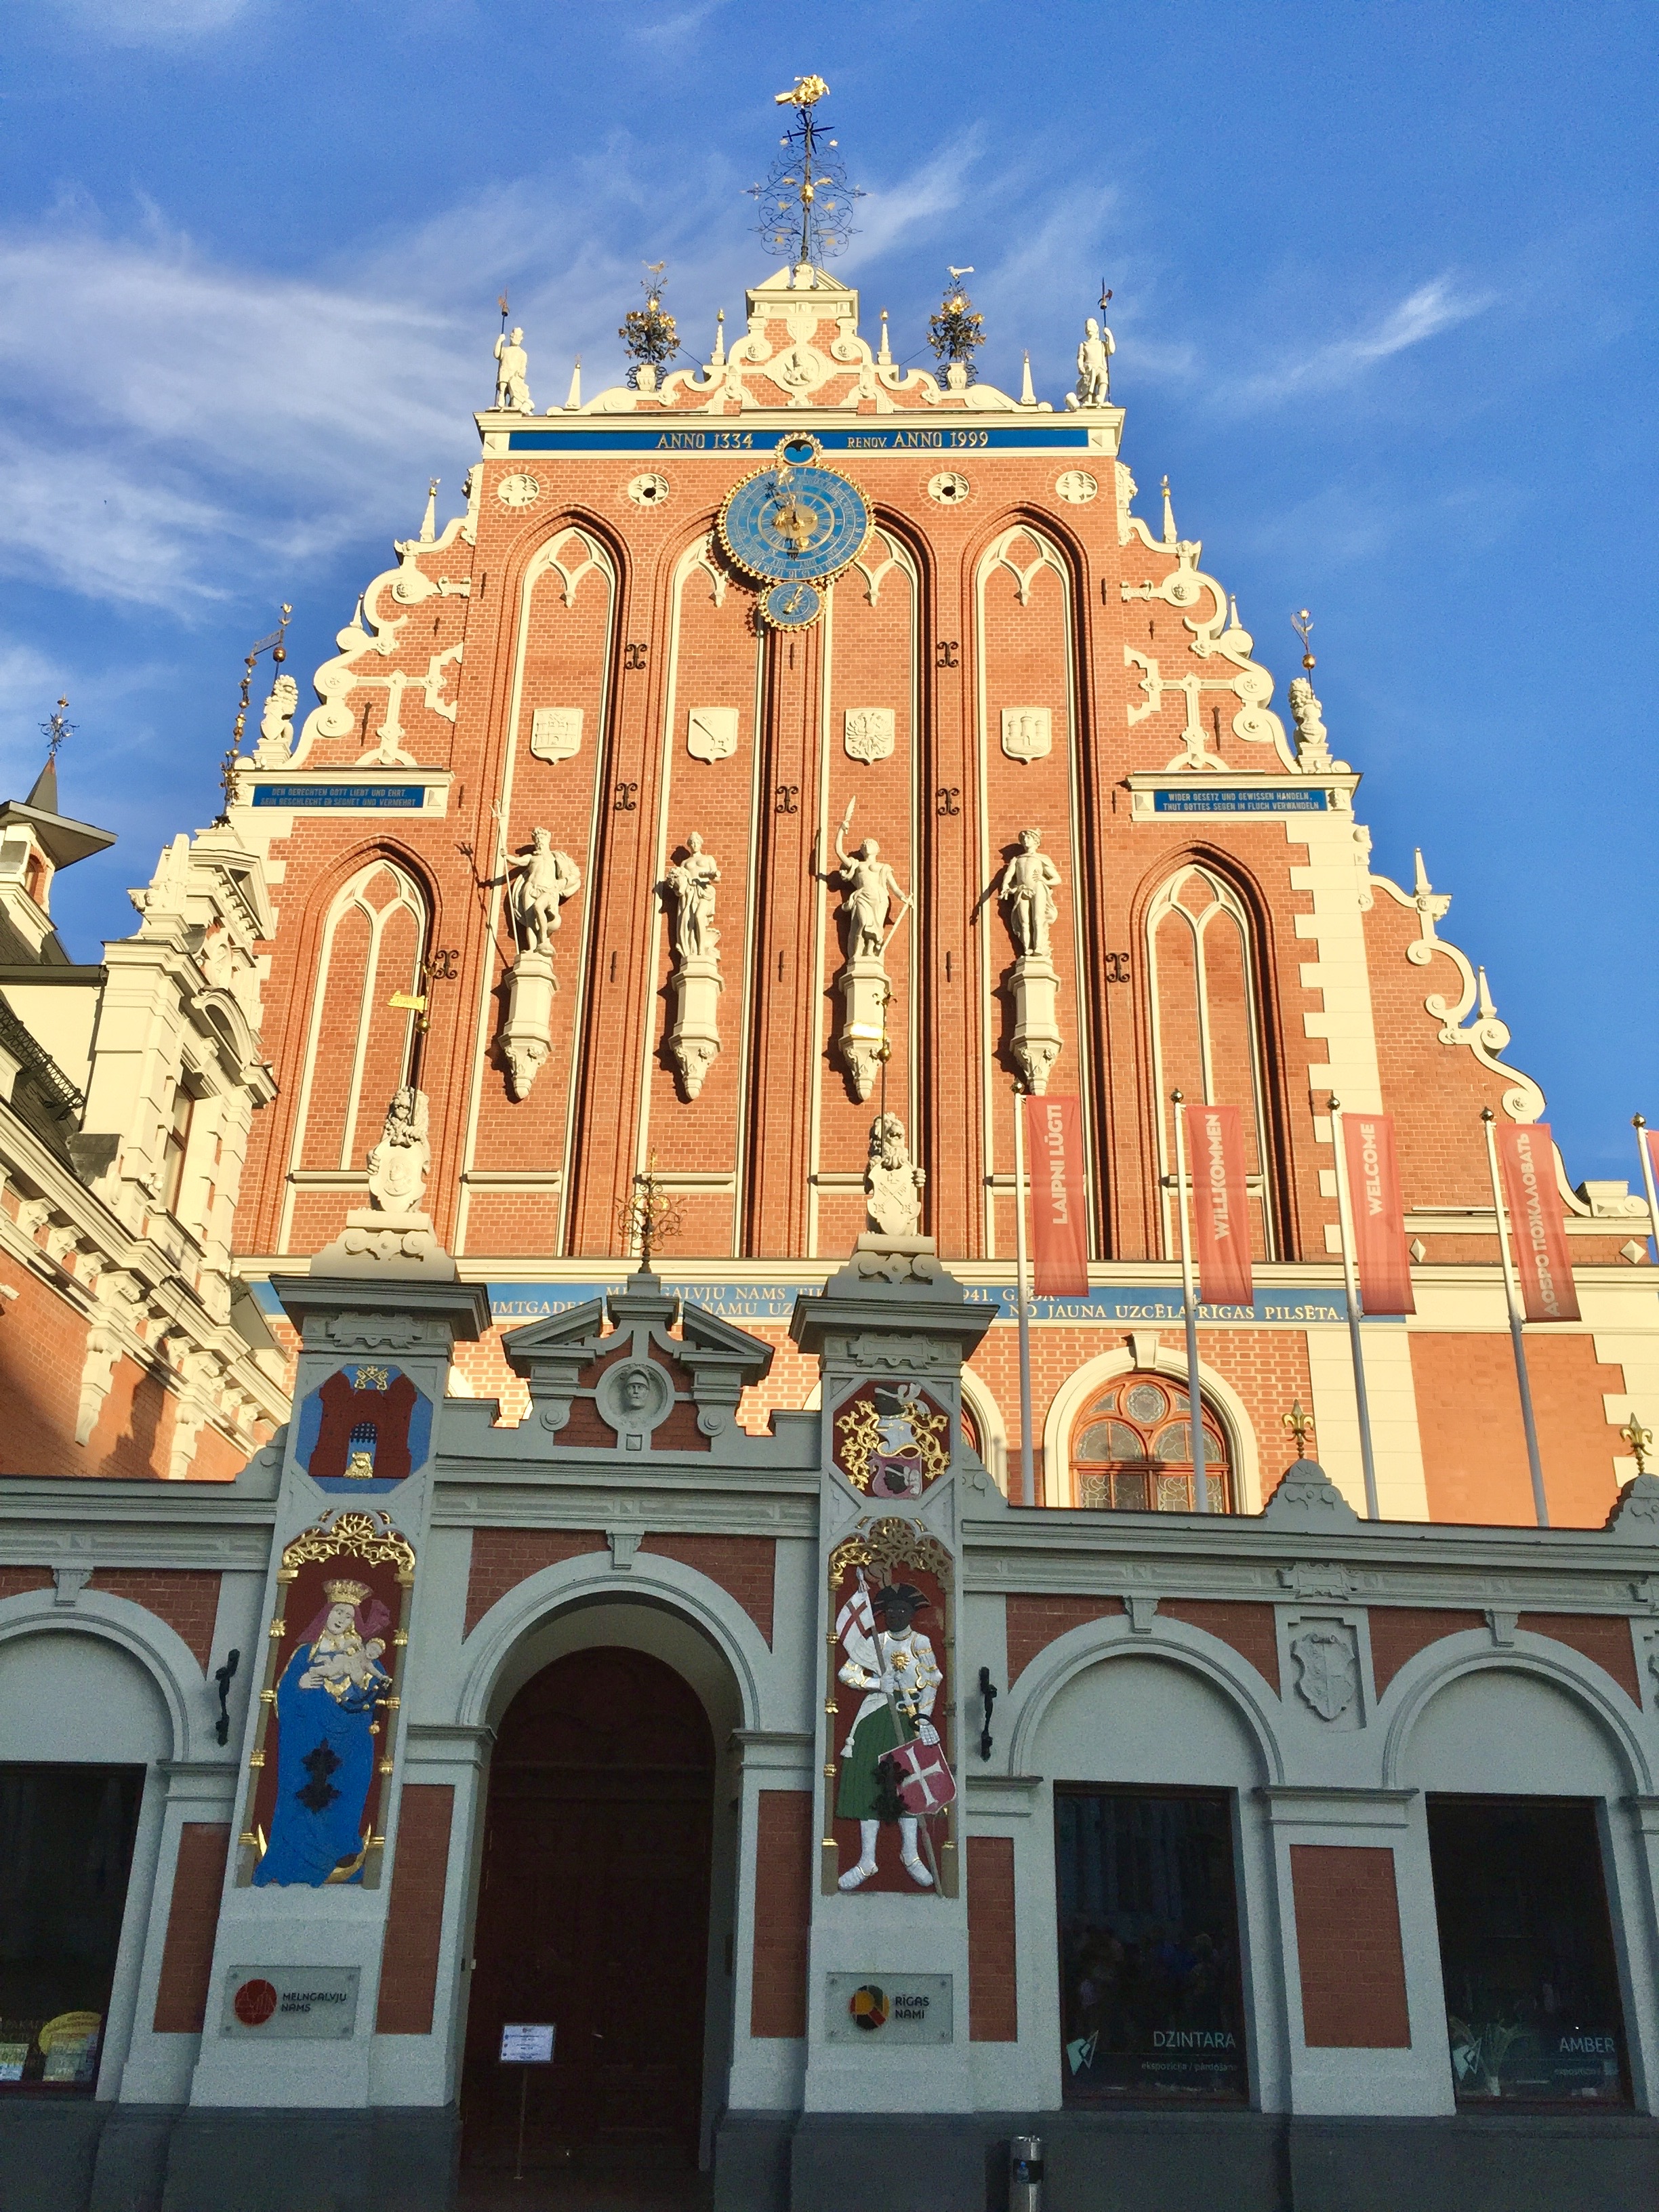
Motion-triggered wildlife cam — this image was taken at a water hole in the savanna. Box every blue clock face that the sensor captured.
[762,579,824,630]
[719,438,871,590]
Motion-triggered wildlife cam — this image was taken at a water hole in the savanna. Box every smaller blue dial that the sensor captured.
[762,580,824,630]
[719,445,871,587]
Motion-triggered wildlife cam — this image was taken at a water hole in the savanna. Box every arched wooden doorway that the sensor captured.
[462,1646,716,2179]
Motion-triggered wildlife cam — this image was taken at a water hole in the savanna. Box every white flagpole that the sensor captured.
[1012,1088,1036,1507]
[1483,1107,1549,1527]
[1328,1096,1381,1521]
[1634,1116,1659,1267]
[1170,1092,1209,1513]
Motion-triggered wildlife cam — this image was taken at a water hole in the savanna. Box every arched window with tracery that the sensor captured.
[279,857,428,1252]
[1070,1373,1233,1513]
[1146,863,1278,1263]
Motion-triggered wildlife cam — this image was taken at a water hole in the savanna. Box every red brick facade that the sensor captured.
[966,1834,1019,2042]
[750,1789,812,2039]
[376,1784,455,2034]
[152,1823,230,2032]
[464,1529,606,1635]
[1290,1843,1411,2048]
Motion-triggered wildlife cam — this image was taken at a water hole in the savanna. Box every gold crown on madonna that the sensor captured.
[323,1577,371,1605]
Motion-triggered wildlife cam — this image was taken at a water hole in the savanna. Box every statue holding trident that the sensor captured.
[833,798,910,958]
[506,828,581,956]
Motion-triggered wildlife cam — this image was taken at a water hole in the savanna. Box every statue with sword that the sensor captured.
[834,1567,956,1891]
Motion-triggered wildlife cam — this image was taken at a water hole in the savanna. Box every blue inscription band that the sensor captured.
[1151,787,1330,815]
[504,424,1096,455]
[251,784,428,810]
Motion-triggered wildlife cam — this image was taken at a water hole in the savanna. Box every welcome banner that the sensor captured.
[1189,1103,1254,1309]
[1025,1095,1089,1296]
[1496,1121,1580,1322]
[1341,1111,1416,1315]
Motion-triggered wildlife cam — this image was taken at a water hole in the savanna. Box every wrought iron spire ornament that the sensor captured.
[619,1153,683,1270]
[39,697,74,764]
[619,263,682,392]
[1292,607,1316,672]
[749,74,861,267]
[926,268,986,385]
[221,605,292,814]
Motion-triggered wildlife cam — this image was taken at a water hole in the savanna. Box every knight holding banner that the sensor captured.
[834,1575,949,1890]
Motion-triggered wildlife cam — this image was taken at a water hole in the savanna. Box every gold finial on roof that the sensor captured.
[1282,1399,1315,1456]
[1622,1413,1654,1475]
[1292,607,1316,670]
[619,1152,683,1271]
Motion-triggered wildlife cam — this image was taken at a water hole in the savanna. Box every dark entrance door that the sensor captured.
[462,1647,716,2178]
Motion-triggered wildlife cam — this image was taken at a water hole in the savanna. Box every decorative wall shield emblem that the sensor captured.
[529,707,583,763]
[843,707,895,764]
[1290,1624,1359,1721]
[1001,705,1052,762]
[834,1379,951,1498]
[687,707,739,762]
[884,1735,958,1815]
[292,1362,432,1495]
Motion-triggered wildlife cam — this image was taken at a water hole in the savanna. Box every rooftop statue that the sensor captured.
[494,325,533,414]
[1075,313,1115,407]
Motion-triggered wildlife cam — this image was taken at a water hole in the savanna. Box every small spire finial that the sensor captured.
[1622,1413,1654,1475]
[1282,1399,1315,1456]
[223,604,292,813]
[1292,607,1316,670]
[40,697,74,766]
[1160,475,1176,544]
[619,1152,683,1272]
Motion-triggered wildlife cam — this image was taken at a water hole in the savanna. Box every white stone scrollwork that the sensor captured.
[687,707,739,763]
[832,804,909,1101]
[661,834,723,1101]
[999,828,1064,1094]
[844,707,895,764]
[529,708,583,764]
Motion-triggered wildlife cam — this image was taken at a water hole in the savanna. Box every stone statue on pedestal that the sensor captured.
[366,1086,429,1215]
[661,834,724,1100]
[865,1113,926,1240]
[251,675,298,767]
[998,828,1065,1094]
[499,831,581,1101]
[832,802,910,1101]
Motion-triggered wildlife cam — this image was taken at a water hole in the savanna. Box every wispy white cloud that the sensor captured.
[1233,276,1496,407]
[628,0,729,47]
[35,0,255,45]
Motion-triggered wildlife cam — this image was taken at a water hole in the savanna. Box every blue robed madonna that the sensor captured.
[253,1578,392,1888]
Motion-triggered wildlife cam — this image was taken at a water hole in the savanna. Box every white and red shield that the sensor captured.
[883,1738,957,1816]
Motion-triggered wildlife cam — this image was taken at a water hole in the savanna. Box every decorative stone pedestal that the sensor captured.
[836,951,891,1099]
[1004,951,1062,1092]
[666,950,723,1099]
[499,947,555,1100]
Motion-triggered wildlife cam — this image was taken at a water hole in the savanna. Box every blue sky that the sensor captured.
[1,0,1653,1183]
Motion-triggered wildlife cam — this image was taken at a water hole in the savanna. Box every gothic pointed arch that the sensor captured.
[276,853,430,1253]
[1143,857,1286,1264]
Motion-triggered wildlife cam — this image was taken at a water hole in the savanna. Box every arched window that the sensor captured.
[1070,1372,1233,1513]
[1146,863,1277,1263]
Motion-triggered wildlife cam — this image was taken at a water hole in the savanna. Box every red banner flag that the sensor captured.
[1341,1111,1416,1315]
[1188,1103,1254,1309]
[1024,1095,1089,1296]
[1496,1121,1580,1322]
